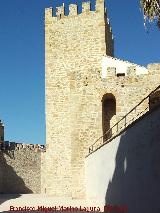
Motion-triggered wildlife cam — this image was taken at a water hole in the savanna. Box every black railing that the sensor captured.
[88,84,160,154]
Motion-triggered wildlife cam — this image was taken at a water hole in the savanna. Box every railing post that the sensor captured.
[125,116,126,128]
[89,145,94,153]
[110,128,112,138]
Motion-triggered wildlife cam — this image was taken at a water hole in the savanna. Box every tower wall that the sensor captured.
[45,0,113,198]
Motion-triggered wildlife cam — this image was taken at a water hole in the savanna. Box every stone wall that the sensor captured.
[0,142,45,194]
[69,62,160,198]
[101,55,148,78]
[85,105,160,213]
[45,0,113,198]
[44,0,160,199]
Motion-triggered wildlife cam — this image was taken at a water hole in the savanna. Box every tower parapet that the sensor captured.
[148,63,160,75]
[96,0,105,12]
[45,7,57,23]
[126,66,137,76]
[56,5,65,19]
[82,1,91,13]
[4,141,45,152]
[45,0,107,20]
[69,4,78,16]
[107,67,116,78]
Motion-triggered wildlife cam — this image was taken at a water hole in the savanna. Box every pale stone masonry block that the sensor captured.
[56,5,65,18]
[45,8,57,22]
[82,2,91,13]
[107,67,116,77]
[45,7,53,19]
[126,66,136,76]
[148,63,160,75]
[96,0,105,13]
[69,4,78,16]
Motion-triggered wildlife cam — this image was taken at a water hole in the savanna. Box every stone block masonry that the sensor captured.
[0,0,159,200]
[45,0,113,199]
[0,142,45,194]
[44,0,160,200]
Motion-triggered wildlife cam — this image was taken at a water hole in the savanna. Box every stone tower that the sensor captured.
[44,0,114,198]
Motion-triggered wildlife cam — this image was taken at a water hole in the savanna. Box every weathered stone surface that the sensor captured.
[0,142,44,194]
[44,0,160,199]
[44,0,113,199]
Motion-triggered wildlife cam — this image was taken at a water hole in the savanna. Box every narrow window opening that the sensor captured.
[102,94,116,143]
[117,73,125,77]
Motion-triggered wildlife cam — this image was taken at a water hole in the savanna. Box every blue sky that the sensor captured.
[0,0,159,145]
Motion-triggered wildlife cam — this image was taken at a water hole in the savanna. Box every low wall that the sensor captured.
[0,142,45,194]
[85,106,160,213]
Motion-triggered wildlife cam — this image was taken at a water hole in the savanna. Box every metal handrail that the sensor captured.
[88,84,160,154]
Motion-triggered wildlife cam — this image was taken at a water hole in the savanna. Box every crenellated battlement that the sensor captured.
[96,0,105,12]
[68,4,78,16]
[126,66,137,76]
[101,55,148,78]
[103,55,148,70]
[3,141,45,152]
[147,63,160,75]
[82,1,91,13]
[45,7,53,19]
[56,5,65,19]
[102,65,148,79]
[45,0,105,21]
[106,67,116,78]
